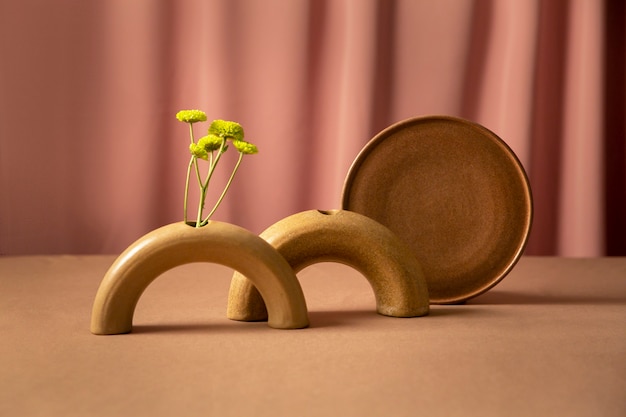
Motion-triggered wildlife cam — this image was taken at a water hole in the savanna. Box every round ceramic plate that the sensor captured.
[341,116,532,304]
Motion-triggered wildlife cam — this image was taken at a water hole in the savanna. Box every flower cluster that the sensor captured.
[175,109,207,124]
[176,110,258,227]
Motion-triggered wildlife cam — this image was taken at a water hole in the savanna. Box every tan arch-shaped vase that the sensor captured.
[90,221,309,335]
[227,209,429,321]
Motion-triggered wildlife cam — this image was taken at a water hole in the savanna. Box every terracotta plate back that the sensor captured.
[341,116,533,304]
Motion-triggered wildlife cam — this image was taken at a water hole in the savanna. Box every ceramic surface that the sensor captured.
[91,221,309,334]
[342,116,533,304]
[227,209,429,321]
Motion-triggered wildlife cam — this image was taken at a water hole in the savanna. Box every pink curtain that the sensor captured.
[0,0,624,256]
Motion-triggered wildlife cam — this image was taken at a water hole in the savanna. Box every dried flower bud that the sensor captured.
[208,119,244,141]
[233,140,258,155]
[198,134,224,152]
[176,110,208,124]
[189,143,208,160]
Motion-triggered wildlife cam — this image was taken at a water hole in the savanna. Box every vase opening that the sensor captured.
[185,221,210,228]
[317,209,340,216]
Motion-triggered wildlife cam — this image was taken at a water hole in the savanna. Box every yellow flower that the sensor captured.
[197,134,224,152]
[190,135,227,160]
[179,112,251,226]
[208,119,244,141]
[189,143,208,160]
[233,140,258,155]
[176,110,208,124]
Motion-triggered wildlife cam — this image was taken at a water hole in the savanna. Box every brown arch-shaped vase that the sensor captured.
[91,221,309,334]
[227,210,429,321]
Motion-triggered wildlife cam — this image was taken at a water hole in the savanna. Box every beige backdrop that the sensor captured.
[0,0,624,256]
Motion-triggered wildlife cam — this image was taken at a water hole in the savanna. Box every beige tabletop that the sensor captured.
[1,255,625,417]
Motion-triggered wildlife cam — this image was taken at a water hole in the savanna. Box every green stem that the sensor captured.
[204,139,227,188]
[193,154,203,188]
[192,155,204,227]
[183,155,194,223]
[186,122,202,226]
[196,181,206,227]
[188,123,195,144]
[203,152,244,225]
[195,138,227,227]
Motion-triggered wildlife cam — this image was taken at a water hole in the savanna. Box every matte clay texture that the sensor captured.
[228,210,429,321]
[91,221,309,334]
[342,116,532,304]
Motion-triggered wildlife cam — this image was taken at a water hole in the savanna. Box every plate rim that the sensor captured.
[341,115,534,304]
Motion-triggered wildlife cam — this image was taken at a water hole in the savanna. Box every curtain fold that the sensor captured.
[603,0,626,256]
[558,0,604,256]
[0,0,623,256]
[527,0,570,256]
